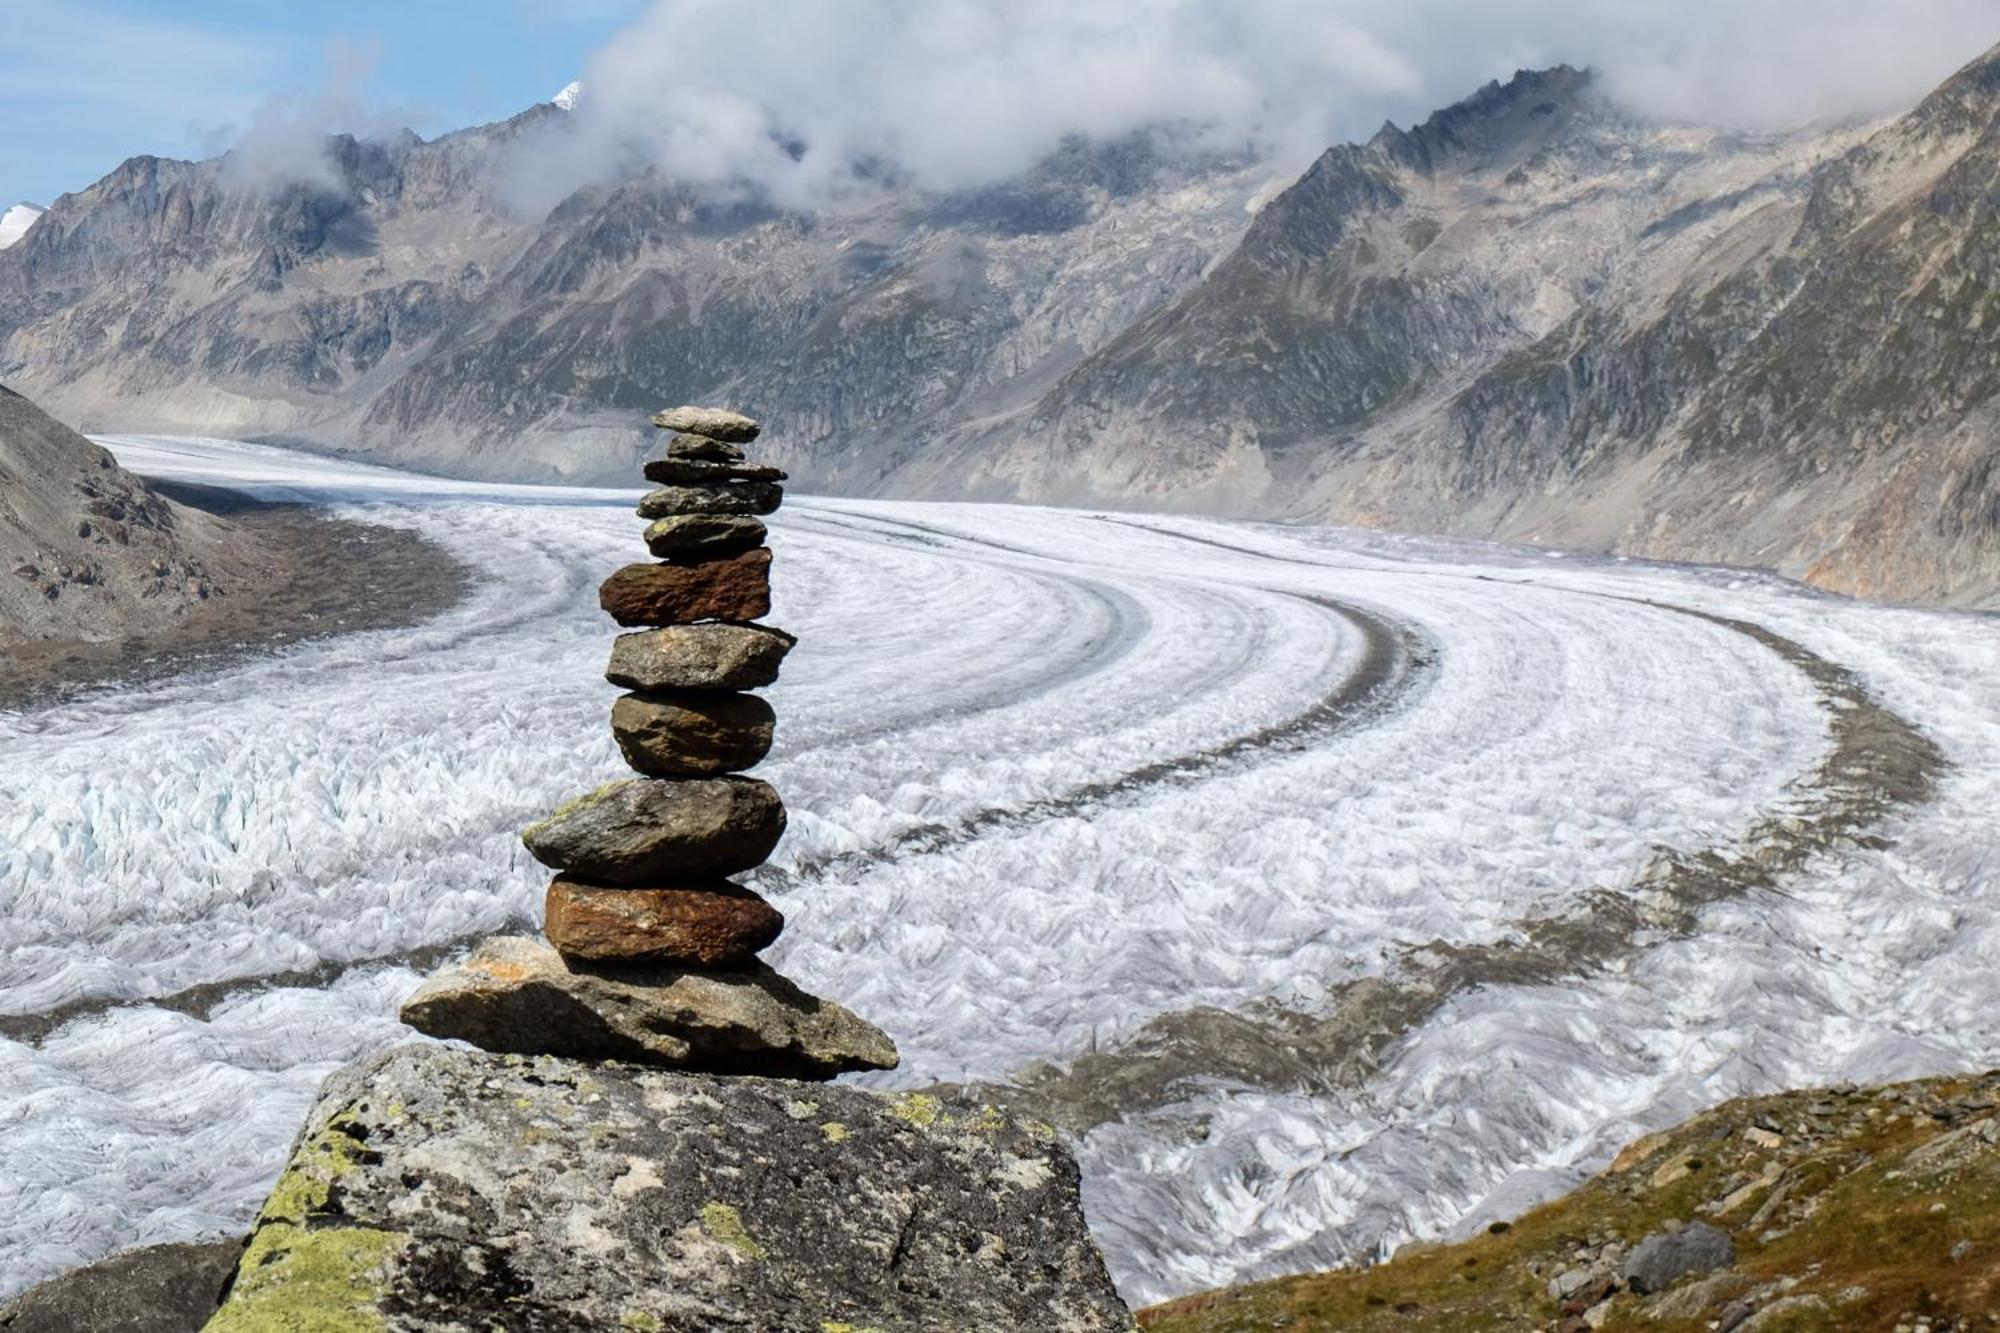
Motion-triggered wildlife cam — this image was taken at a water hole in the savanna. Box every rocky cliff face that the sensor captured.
[0,384,231,644]
[983,55,2000,604]
[6,53,2000,603]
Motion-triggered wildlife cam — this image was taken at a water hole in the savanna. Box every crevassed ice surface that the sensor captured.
[0,436,1994,1303]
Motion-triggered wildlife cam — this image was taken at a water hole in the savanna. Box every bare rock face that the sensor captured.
[521,776,786,882]
[612,690,776,776]
[637,481,784,519]
[643,457,787,485]
[201,1044,1129,1330]
[398,936,896,1077]
[651,406,763,441]
[599,548,773,626]
[606,623,797,691]
[544,877,783,965]
[643,512,768,559]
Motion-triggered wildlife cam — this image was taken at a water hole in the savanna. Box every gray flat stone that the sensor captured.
[522,776,785,883]
[651,406,762,442]
[606,623,796,691]
[642,512,768,559]
[638,481,783,518]
[399,936,895,1077]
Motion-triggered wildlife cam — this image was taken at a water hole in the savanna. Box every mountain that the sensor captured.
[3,50,1999,604]
[0,203,43,250]
[0,383,231,644]
[0,108,1268,484]
[965,55,2000,604]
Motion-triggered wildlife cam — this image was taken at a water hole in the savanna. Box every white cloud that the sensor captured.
[508,0,2000,210]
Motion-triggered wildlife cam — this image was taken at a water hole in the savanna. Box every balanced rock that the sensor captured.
[522,776,785,883]
[400,937,896,1076]
[652,405,762,442]
[613,690,775,776]
[600,548,772,626]
[644,512,767,559]
[202,1044,1131,1330]
[666,434,747,464]
[643,457,788,486]
[638,480,783,519]
[545,877,783,965]
[606,623,797,691]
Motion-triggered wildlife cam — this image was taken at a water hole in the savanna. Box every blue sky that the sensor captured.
[0,0,648,206]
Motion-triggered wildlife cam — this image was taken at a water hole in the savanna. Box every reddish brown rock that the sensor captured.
[599,549,772,627]
[545,878,784,966]
[613,690,775,776]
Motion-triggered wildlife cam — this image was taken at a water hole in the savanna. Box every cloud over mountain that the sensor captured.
[519,0,1999,207]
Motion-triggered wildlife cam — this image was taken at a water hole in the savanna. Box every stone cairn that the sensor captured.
[402,407,898,1081]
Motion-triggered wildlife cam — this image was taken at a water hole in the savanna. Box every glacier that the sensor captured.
[0,436,1994,1304]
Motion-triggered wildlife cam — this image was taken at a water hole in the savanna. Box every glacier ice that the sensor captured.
[0,436,1993,1304]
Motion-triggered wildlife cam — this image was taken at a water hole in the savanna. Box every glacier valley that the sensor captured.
[0,439,1995,1304]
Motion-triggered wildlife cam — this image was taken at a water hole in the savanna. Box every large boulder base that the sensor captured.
[398,935,897,1076]
[600,548,773,626]
[637,481,784,519]
[544,876,784,966]
[612,689,776,776]
[651,405,762,442]
[521,776,786,883]
[203,1045,1130,1332]
[606,623,796,691]
[0,1239,244,1333]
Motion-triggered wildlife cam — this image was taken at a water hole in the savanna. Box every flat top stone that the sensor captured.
[652,406,761,442]
[201,1043,1130,1331]
[400,935,891,1078]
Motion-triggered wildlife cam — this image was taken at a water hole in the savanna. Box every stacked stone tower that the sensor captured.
[402,408,898,1081]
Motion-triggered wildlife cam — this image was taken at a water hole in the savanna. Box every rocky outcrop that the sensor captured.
[1140,1067,2000,1332]
[200,1044,1133,1331]
[0,1239,242,1333]
[0,384,229,644]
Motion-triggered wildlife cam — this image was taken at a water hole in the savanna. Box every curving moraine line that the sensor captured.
[0,522,1436,1047]
[963,529,1946,1133]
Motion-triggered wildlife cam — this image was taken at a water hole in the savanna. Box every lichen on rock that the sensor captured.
[201,1044,1133,1331]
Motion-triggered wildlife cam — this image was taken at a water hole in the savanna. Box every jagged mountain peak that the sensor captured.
[1373,65,1596,172]
[1901,38,2000,137]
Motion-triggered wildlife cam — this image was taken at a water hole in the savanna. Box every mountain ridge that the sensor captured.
[2,51,1997,603]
